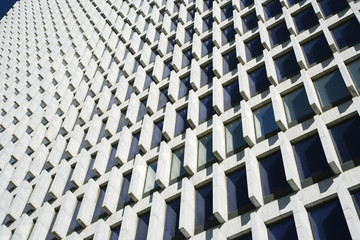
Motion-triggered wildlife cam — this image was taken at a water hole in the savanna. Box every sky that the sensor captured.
[0,0,18,21]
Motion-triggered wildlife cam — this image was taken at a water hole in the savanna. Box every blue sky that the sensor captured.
[0,0,18,20]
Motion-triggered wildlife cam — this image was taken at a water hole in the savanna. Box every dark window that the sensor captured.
[347,59,360,91]
[151,121,165,148]
[110,226,121,240]
[223,49,239,74]
[125,82,135,100]
[309,199,351,240]
[241,0,254,9]
[170,147,187,183]
[331,17,360,50]
[293,134,333,184]
[167,37,176,53]
[143,161,159,195]
[267,216,298,240]
[129,133,141,160]
[201,62,215,87]
[224,80,242,110]
[242,11,258,32]
[293,7,318,32]
[199,94,216,123]
[288,0,301,6]
[222,4,234,21]
[202,37,214,57]
[198,133,216,169]
[222,24,236,45]
[275,50,301,80]
[283,87,314,125]
[269,21,290,46]
[137,99,148,122]
[313,69,350,109]
[248,65,271,96]
[175,108,190,136]
[163,60,173,79]
[195,183,217,232]
[233,233,252,240]
[185,27,195,43]
[164,198,184,240]
[144,72,155,91]
[319,0,349,17]
[150,48,158,63]
[259,151,292,201]
[264,0,283,19]
[330,116,360,165]
[92,185,108,222]
[106,144,119,172]
[225,118,248,155]
[117,173,133,210]
[352,190,360,216]
[182,49,194,68]
[85,155,98,183]
[245,35,264,60]
[187,8,196,22]
[158,88,170,110]
[135,212,150,240]
[45,210,58,239]
[227,168,254,218]
[204,0,213,11]
[302,34,333,65]
[203,15,214,32]
[254,104,279,139]
[68,198,83,234]
[179,75,192,99]
[171,18,178,32]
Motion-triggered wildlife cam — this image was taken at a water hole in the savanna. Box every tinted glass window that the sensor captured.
[224,80,242,110]
[283,87,313,124]
[331,17,360,50]
[202,38,214,57]
[248,65,271,96]
[199,94,215,123]
[135,212,150,240]
[222,4,234,21]
[264,0,283,19]
[245,36,264,60]
[175,108,190,136]
[302,34,333,65]
[225,119,247,155]
[198,133,216,168]
[319,0,349,17]
[222,24,236,45]
[201,62,215,86]
[293,7,318,32]
[254,104,279,139]
[269,21,290,46]
[223,50,239,74]
[243,12,258,32]
[275,50,300,80]
[268,217,298,240]
[347,59,360,91]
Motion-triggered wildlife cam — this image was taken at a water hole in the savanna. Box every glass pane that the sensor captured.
[199,94,215,123]
[225,118,247,154]
[143,162,157,194]
[268,217,298,240]
[243,11,258,32]
[245,36,264,60]
[175,108,190,136]
[227,168,252,213]
[201,62,215,86]
[224,80,242,111]
[135,212,150,240]
[195,183,214,227]
[283,87,313,123]
[223,50,239,74]
[164,198,182,240]
[275,50,300,80]
[264,0,283,19]
[222,24,236,45]
[170,147,186,181]
[302,34,333,65]
[347,59,360,91]
[331,17,360,50]
[319,0,349,17]
[198,133,215,168]
[269,21,290,47]
[254,104,279,139]
[248,65,271,96]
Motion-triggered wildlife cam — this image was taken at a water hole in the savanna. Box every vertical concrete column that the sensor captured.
[105,106,120,136]
[146,23,156,44]
[234,10,243,35]
[213,163,228,223]
[153,56,165,83]
[241,101,255,147]
[147,192,166,240]
[190,59,201,91]
[251,212,268,240]
[290,35,307,70]
[0,225,11,240]
[301,70,322,114]
[103,168,122,214]
[78,96,95,124]
[52,192,77,239]
[66,125,84,157]
[245,148,263,207]
[134,66,147,93]
[264,50,278,86]
[175,23,185,46]
[140,43,152,66]
[10,155,31,187]
[187,90,199,128]
[28,145,49,178]
[125,93,141,126]
[85,115,102,147]
[156,142,172,188]
[335,53,359,97]
[213,48,222,78]
[235,35,246,65]
[192,34,202,60]
[213,77,224,115]
[292,195,314,240]
[168,71,180,103]
[162,15,171,35]
[146,82,160,115]
[49,161,72,198]
[139,115,154,153]
[172,45,182,72]
[239,66,250,101]
[123,54,136,77]
[28,171,52,209]
[77,179,100,227]
[47,135,67,167]
[184,128,198,175]
[212,1,221,24]
[194,12,202,35]
[129,33,141,53]
[11,215,34,240]
[97,87,111,114]
[259,21,271,51]
[163,102,176,141]
[213,22,221,49]
[213,115,226,161]
[8,181,32,220]
[270,85,287,131]
[93,219,111,240]
[255,0,265,22]
[128,155,147,202]
[115,76,129,104]
[71,150,91,188]
[179,178,195,238]
[115,126,132,165]
[158,33,168,57]
[119,206,138,240]
[178,4,187,24]
[62,105,78,134]
[93,138,112,176]
[28,203,55,240]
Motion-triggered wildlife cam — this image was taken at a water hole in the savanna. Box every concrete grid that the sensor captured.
[0,0,360,239]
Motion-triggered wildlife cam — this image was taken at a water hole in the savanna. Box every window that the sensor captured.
[171,18,178,32]
[175,107,190,136]
[223,49,239,74]
[202,37,214,57]
[117,173,133,210]
[187,8,196,22]
[313,69,350,109]
[125,82,135,100]
[319,0,349,17]
[309,199,351,240]
[347,59,360,91]
[222,24,236,45]
[85,154,98,183]
[164,198,184,240]
[182,48,194,68]
[288,0,301,6]
[293,7,318,32]
[137,99,148,121]
[267,216,298,240]
[248,65,271,96]
[330,116,360,165]
[135,212,150,240]
[92,185,108,223]
[201,62,215,87]
[293,134,333,185]
[150,48,158,63]
[163,60,173,79]
[283,87,314,125]
[302,34,333,65]
[224,80,242,111]
[144,72,155,91]
[170,147,187,183]
[198,133,216,169]
[221,4,234,21]
[227,168,254,218]
[110,226,121,240]
[269,21,290,47]
[259,151,291,200]
[331,17,360,50]
[245,35,264,60]
[143,161,159,195]
[275,50,300,80]
[352,190,360,216]
[68,198,83,234]
[185,27,195,43]
[241,0,254,9]
[225,118,247,155]
[195,183,217,232]
[129,133,141,160]
[167,37,176,53]
[242,11,258,32]
[264,0,283,19]
[151,120,165,148]
[106,144,119,172]
[158,88,170,110]
[199,94,215,123]
[254,103,279,139]
[179,75,192,99]
[203,15,213,32]
[204,0,213,11]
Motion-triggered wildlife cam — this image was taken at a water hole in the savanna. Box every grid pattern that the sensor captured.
[0,0,360,239]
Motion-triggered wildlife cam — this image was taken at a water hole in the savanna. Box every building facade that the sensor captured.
[1,0,360,239]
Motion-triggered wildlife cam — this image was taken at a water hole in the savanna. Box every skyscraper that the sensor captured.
[1,0,360,239]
